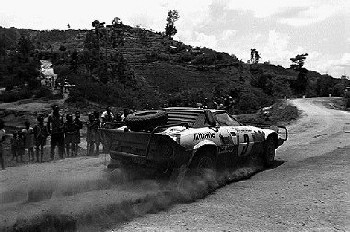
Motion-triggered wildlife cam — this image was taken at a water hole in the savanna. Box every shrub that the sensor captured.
[0,89,32,102]
[158,53,170,61]
[178,52,192,63]
[191,53,216,65]
[33,87,53,98]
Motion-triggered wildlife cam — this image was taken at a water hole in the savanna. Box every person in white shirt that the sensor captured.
[22,121,35,162]
[101,106,115,124]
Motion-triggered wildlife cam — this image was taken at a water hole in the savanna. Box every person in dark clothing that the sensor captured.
[0,119,6,169]
[48,105,65,159]
[73,111,83,156]
[33,115,49,162]
[64,114,76,157]
[11,131,18,162]
[224,95,235,114]
[93,111,101,155]
[17,130,25,162]
[86,113,97,156]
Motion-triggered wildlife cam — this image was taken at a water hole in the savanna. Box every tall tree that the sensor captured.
[165,10,180,38]
[17,35,34,62]
[290,53,309,94]
[112,17,122,26]
[290,53,308,70]
[250,48,261,64]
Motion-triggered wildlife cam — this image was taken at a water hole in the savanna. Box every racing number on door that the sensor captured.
[238,133,253,156]
[241,134,249,156]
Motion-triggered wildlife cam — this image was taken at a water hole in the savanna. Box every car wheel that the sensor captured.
[264,137,276,167]
[190,151,217,179]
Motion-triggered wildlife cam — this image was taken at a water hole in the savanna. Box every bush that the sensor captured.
[237,87,272,113]
[270,101,299,123]
[158,53,170,61]
[33,87,53,98]
[0,89,32,102]
[178,52,192,63]
[191,53,217,65]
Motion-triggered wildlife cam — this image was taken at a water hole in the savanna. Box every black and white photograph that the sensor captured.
[0,0,349,231]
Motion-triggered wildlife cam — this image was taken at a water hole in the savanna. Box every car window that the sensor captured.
[215,113,241,126]
[193,113,211,128]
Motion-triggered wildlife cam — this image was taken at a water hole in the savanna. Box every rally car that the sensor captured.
[99,107,287,177]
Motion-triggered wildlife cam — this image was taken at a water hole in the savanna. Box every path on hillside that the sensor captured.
[113,97,350,232]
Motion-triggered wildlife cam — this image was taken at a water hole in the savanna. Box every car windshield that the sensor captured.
[215,113,241,126]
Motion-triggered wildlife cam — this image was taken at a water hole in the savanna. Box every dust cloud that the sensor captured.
[1,156,264,232]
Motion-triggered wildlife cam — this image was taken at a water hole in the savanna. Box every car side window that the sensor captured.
[215,113,241,126]
[193,113,212,128]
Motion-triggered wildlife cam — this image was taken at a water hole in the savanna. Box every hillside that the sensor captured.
[0,22,348,114]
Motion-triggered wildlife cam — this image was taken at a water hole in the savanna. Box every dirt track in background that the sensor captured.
[0,97,349,231]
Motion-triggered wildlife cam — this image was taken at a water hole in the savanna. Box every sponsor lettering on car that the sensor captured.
[193,132,216,141]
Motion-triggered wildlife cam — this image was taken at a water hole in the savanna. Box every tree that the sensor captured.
[250,48,261,64]
[290,53,309,94]
[17,36,34,61]
[165,10,180,38]
[112,17,122,26]
[67,24,71,29]
[290,53,308,70]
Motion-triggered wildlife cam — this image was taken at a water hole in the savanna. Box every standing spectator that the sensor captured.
[33,115,49,162]
[11,132,18,162]
[22,121,35,162]
[0,119,6,170]
[48,105,65,159]
[120,108,130,121]
[101,106,115,125]
[17,130,25,162]
[224,95,235,114]
[203,97,209,109]
[63,114,76,157]
[86,113,96,156]
[73,111,83,156]
[93,111,101,155]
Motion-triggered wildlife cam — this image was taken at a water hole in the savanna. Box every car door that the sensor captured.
[236,126,254,157]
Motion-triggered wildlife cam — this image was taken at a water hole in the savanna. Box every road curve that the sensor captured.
[113,98,350,232]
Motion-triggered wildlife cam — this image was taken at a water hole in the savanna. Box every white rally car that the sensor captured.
[100,107,287,176]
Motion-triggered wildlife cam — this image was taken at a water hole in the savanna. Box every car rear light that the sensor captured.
[173,133,181,144]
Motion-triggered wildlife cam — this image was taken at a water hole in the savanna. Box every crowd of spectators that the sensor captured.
[0,105,129,170]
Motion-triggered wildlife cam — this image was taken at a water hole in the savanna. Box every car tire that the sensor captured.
[125,110,168,131]
[189,150,217,178]
[264,137,276,167]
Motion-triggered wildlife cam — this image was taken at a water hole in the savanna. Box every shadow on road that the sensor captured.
[268,160,285,169]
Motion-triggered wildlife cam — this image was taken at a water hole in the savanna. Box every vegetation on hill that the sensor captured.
[0,18,349,114]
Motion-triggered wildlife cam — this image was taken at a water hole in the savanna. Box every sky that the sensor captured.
[1,0,349,78]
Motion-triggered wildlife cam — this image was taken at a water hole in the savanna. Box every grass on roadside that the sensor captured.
[236,100,299,126]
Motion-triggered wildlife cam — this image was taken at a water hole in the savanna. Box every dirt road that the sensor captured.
[114,98,350,231]
[0,98,349,231]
